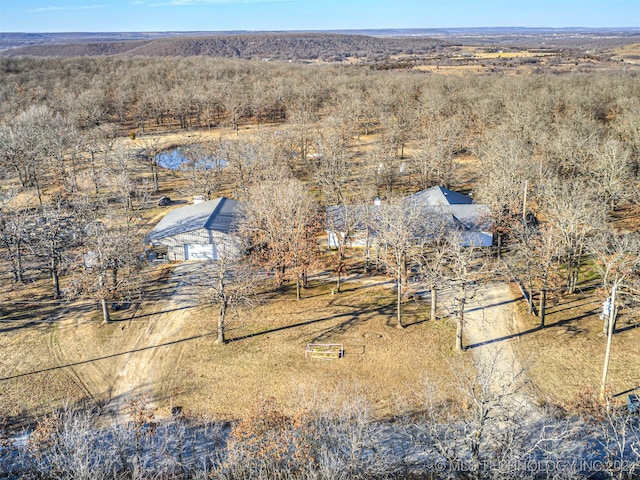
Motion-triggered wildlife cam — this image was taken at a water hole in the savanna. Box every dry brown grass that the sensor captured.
[471,50,555,59]
[511,285,640,409]
[1,254,466,424]
[0,279,87,427]
[611,42,640,64]
[413,45,638,76]
[159,276,466,420]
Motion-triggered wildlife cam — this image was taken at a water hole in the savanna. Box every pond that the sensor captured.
[156,148,186,170]
[156,148,227,170]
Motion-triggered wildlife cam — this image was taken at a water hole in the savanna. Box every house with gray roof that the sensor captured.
[145,197,242,261]
[326,186,493,249]
[407,185,474,206]
[409,186,493,247]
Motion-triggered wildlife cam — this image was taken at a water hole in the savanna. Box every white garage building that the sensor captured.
[145,197,242,261]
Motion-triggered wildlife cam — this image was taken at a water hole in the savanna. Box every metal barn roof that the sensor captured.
[145,197,241,244]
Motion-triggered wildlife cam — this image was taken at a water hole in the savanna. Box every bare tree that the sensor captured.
[542,178,605,295]
[137,135,162,193]
[589,230,640,401]
[411,117,462,189]
[591,137,632,211]
[194,242,259,344]
[220,134,290,200]
[79,123,118,195]
[509,222,561,327]
[311,116,353,205]
[444,234,481,351]
[0,205,34,284]
[613,105,640,179]
[32,201,80,299]
[77,206,143,323]
[220,81,250,135]
[596,406,640,479]
[243,179,319,300]
[375,80,420,160]
[69,86,110,129]
[0,105,67,204]
[179,140,226,201]
[368,141,399,195]
[413,353,538,480]
[590,230,640,333]
[416,238,448,322]
[475,127,534,259]
[373,197,434,328]
[286,82,323,162]
[46,114,77,194]
[102,145,152,225]
[325,202,364,294]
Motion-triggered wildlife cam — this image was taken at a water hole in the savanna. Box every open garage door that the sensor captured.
[184,244,217,260]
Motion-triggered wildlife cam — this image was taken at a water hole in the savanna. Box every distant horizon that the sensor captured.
[3,26,640,35]
[1,0,637,34]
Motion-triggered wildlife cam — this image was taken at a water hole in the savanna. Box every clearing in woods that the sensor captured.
[47,264,472,420]
[49,258,534,421]
[49,262,202,421]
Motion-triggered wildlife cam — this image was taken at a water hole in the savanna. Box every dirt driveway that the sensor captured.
[102,262,202,419]
[52,262,202,422]
[457,281,539,417]
[51,263,538,423]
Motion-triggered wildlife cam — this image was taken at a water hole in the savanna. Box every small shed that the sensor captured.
[145,197,242,261]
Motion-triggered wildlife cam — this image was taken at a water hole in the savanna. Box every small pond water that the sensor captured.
[156,148,227,170]
[157,148,186,170]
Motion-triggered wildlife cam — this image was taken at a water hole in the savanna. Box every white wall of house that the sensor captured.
[460,231,494,247]
[327,228,493,249]
[185,243,217,260]
[154,228,239,261]
[327,230,370,249]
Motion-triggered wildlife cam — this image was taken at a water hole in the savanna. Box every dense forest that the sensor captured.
[0,33,445,61]
[2,51,640,367]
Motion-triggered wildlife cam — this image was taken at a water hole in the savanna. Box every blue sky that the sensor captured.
[1,0,638,33]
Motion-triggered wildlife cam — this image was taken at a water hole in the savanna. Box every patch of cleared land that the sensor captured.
[611,42,640,63]
[511,285,640,408]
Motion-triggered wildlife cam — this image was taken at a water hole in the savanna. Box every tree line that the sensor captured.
[2,367,639,479]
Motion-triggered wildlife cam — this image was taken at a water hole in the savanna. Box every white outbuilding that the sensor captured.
[145,197,242,261]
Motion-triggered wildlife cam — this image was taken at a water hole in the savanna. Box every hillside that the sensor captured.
[0,32,446,60]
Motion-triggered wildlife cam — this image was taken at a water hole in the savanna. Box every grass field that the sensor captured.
[157,274,468,420]
[0,267,471,424]
[0,283,87,427]
[611,42,640,64]
[511,282,640,410]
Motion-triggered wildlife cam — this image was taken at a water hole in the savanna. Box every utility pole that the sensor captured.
[600,281,617,402]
